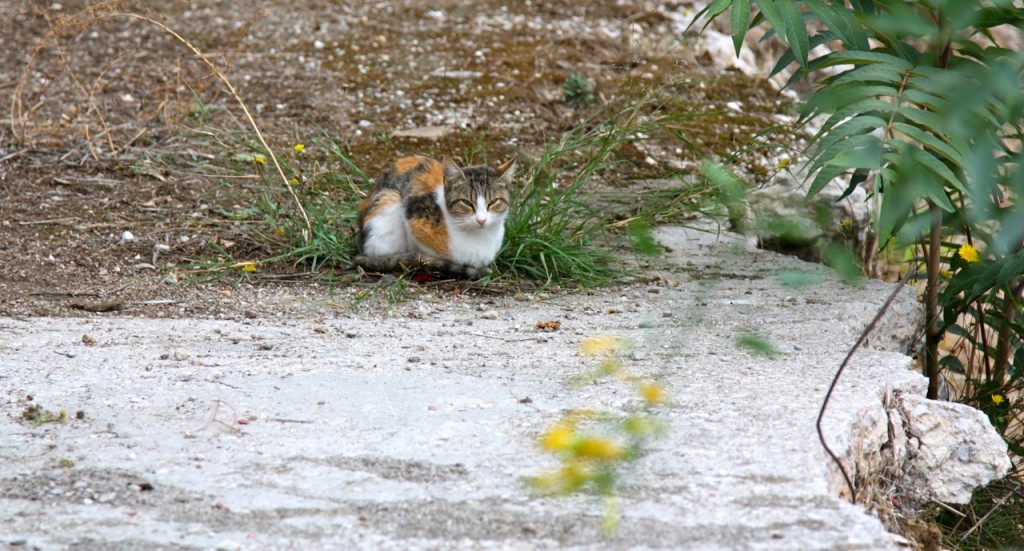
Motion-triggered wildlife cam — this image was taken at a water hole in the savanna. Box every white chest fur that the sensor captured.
[434,188,506,268]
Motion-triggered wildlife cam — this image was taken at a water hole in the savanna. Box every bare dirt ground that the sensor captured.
[0,0,797,319]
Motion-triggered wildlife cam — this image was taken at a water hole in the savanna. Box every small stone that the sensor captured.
[81,334,96,346]
[481,310,499,320]
[408,356,421,363]
[256,343,273,351]
[121,230,135,243]
[173,349,189,361]
[638,320,657,329]
[630,351,647,361]
[50,487,64,496]
[345,331,358,338]
[392,126,452,140]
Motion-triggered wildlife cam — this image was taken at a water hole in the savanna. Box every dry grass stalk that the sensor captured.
[10,2,314,245]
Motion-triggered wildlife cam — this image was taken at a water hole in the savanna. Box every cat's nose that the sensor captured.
[475,217,486,227]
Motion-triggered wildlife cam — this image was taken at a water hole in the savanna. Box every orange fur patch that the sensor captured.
[409,159,445,196]
[394,156,425,174]
[359,189,401,223]
[408,217,449,256]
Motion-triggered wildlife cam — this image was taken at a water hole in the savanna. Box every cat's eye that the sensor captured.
[488,198,508,212]
[449,198,474,215]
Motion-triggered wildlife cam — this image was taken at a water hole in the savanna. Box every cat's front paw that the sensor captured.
[463,263,492,280]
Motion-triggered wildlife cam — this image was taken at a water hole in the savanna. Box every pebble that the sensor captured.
[173,349,190,361]
[408,356,421,363]
[345,331,358,338]
[481,310,499,320]
[630,351,647,361]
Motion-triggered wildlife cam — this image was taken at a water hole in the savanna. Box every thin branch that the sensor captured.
[958,489,1015,542]
[111,12,313,246]
[817,266,919,504]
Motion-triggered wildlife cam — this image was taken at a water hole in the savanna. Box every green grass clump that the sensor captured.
[498,100,684,287]
[563,73,596,108]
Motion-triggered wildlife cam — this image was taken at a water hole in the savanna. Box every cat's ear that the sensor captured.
[441,157,466,184]
[494,158,516,186]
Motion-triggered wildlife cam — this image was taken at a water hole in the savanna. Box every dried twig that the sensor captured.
[11,3,314,245]
[958,489,1015,542]
[817,266,918,504]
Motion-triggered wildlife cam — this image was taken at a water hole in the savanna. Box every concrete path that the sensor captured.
[1,226,927,550]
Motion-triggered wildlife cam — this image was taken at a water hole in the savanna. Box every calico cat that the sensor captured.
[355,156,516,278]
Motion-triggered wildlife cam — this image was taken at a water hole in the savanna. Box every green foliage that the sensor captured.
[563,73,596,108]
[736,332,782,358]
[696,1,1023,543]
[498,102,667,286]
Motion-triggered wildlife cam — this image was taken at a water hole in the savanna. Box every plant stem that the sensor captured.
[925,201,943,400]
[992,276,1022,386]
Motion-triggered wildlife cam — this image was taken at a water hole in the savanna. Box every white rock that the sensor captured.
[693,30,760,76]
[392,126,452,140]
[121,231,135,243]
[898,394,1011,503]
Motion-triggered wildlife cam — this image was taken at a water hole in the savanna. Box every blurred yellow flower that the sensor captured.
[776,157,790,170]
[233,261,257,272]
[294,143,305,153]
[575,437,624,460]
[992,394,1005,405]
[289,178,299,185]
[939,269,953,280]
[639,382,664,405]
[958,244,979,263]
[273,228,286,237]
[580,336,621,356]
[253,154,266,165]
[540,423,575,452]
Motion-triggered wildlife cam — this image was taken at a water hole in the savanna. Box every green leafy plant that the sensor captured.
[499,101,668,286]
[563,73,596,108]
[695,0,1023,545]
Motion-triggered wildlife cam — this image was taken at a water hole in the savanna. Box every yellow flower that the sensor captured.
[253,154,266,165]
[289,178,299,185]
[293,143,305,154]
[273,228,286,237]
[958,244,980,263]
[639,382,664,405]
[992,394,1005,405]
[580,336,621,356]
[233,261,257,272]
[939,269,953,280]
[540,423,575,452]
[776,157,790,170]
[574,437,624,460]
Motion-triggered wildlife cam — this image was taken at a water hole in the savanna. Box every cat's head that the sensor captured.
[441,158,516,231]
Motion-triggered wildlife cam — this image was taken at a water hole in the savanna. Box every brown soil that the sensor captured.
[1,0,793,319]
